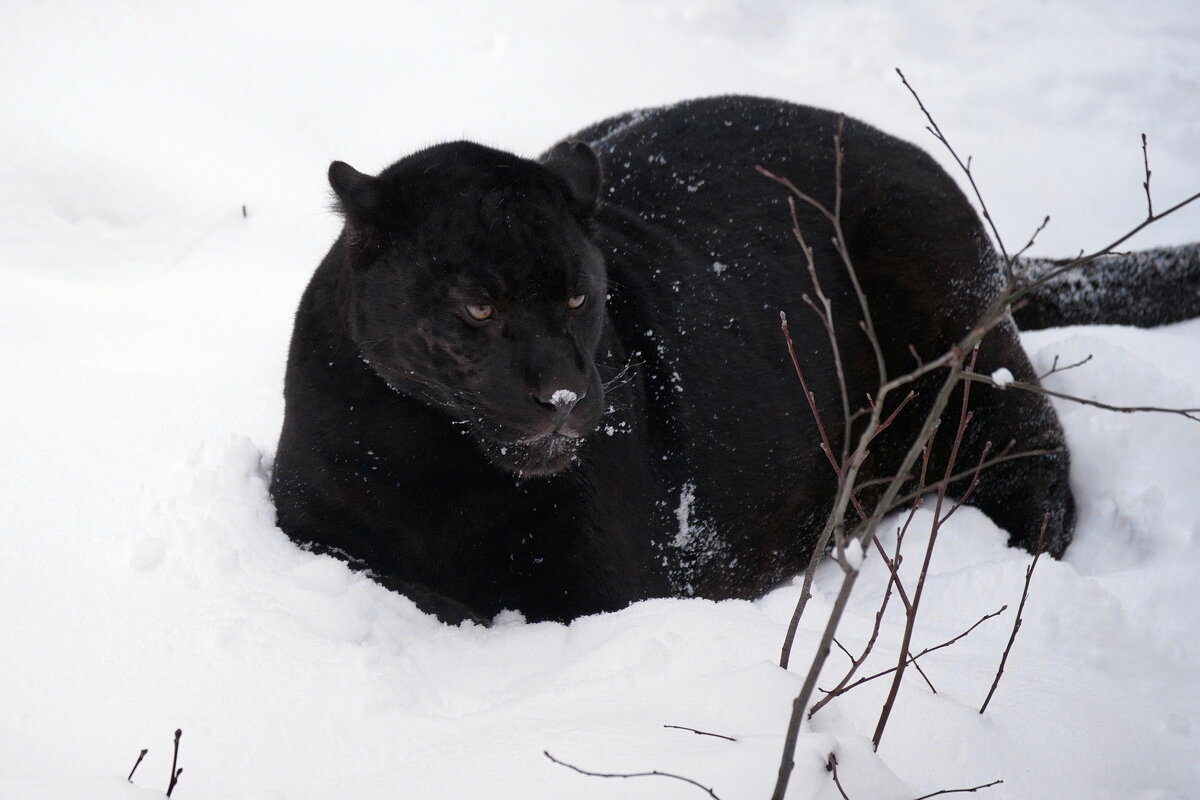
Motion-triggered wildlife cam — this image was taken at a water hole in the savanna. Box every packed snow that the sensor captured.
[2,2,1198,799]
[990,367,1015,388]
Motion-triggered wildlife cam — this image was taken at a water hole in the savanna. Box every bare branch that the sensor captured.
[808,430,941,719]
[663,725,737,742]
[896,68,1012,273]
[870,534,912,613]
[980,516,1048,714]
[873,350,979,749]
[913,778,1004,799]
[960,371,1200,422]
[544,751,723,799]
[166,729,182,798]
[938,440,992,527]
[782,312,844,481]
[126,749,148,783]
[1142,133,1153,218]
[786,183,851,468]
[1037,353,1093,382]
[866,391,918,449]
[909,655,938,695]
[1007,187,1200,306]
[756,165,835,223]
[898,68,1200,309]
[773,567,864,798]
[778,514,836,670]
[820,606,1007,702]
[774,345,972,797]
[760,118,890,395]
[864,445,1064,510]
[777,310,850,669]
[1013,215,1051,261]
[827,753,852,800]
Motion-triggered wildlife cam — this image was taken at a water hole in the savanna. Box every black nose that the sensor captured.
[532,388,584,425]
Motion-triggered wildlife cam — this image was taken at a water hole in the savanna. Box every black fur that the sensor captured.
[271,96,1191,624]
[1014,244,1200,329]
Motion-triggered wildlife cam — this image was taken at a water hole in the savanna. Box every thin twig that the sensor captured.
[777,313,842,669]
[896,69,1012,272]
[1037,353,1093,382]
[809,551,903,717]
[960,372,1200,421]
[784,309,919,653]
[782,312,843,483]
[758,133,889,396]
[1008,188,1200,306]
[663,725,737,742]
[873,351,979,750]
[980,516,1048,714]
[809,438,937,718]
[166,729,182,798]
[126,749,148,783]
[775,314,918,667]
[914,778,1004,799]
[870,534,912,612]
[1013,215,1051,261]
[827,753,852,800]
[778,361,968,797]
[820,606,1007,701]
[772,566,865,799]
[1142,133,1153,218]
[898,67,1200,304]
[865,391,918,449]
[909,656,938,695]
[788,191,854,467]
[938,440,992,526]
[865,445,1063,508]
[544,751,723,799]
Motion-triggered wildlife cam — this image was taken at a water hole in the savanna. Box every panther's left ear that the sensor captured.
[542,140,603,217]
[329,160,383,223]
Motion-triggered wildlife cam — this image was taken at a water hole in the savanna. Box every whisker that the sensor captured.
[602,357,641,391]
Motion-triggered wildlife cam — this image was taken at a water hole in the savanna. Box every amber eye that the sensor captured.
[465,303,494,322]
[567,293,587,310]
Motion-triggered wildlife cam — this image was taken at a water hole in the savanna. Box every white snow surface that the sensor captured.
[2,2,1199,799]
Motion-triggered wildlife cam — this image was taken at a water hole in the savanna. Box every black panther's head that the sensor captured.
[329,140,607,476]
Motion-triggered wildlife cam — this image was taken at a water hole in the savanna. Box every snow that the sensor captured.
[673,481,699,548]
[550,388,579,407]
[990,367,1015,388]
[2,2,1199,799]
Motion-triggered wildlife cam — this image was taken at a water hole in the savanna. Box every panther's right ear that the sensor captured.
[329,161,383,223]
[542,141,603,218]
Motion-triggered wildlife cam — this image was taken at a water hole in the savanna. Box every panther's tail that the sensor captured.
[1011,243,1200,330]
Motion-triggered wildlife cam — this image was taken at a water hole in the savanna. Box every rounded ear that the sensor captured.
[329,161,383,222]
[542,141,603,216]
